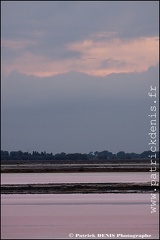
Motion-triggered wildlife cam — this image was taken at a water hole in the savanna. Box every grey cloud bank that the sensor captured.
[1,66,159,154]
[2,1,158,61]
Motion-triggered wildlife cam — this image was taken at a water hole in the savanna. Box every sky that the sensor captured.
[1,1,159,154]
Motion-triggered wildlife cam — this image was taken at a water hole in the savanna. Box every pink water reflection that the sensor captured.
[1,194,159,239]
[2,172,157,184]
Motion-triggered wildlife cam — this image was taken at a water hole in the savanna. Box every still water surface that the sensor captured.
[1,172,156,184]
[1,194,159,239]
[1,173,159,239]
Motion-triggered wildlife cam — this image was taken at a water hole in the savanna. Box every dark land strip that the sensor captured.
[1,163,157,173]
[1,182,159,194]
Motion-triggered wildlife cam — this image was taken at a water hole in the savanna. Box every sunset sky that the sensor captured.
[1,1,159,154]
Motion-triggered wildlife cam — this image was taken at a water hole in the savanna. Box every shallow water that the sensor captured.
[1,194,159,239]
[1,172,157,184]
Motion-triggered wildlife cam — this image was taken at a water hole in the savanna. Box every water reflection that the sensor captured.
[2,172,158,184]
[1,194,159,239]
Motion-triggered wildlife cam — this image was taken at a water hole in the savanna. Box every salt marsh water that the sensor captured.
[1,194,159,239]
[1,173,159,239]
[1,172,156,184]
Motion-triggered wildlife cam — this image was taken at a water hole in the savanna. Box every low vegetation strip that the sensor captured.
[1,163,153,173]
[1,182,158,194]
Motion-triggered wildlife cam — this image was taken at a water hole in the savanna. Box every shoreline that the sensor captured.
[1,182,158,194]
[1,163,155,173]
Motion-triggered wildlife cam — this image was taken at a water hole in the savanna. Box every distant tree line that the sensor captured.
[1,150,159,161]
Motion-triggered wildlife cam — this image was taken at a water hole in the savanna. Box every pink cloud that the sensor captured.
[2,39,36,50]
[2,33,159,77]
[67,35,159,76]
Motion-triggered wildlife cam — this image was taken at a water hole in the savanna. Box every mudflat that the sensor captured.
[1,162,154,173]
[1,182,158,194]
